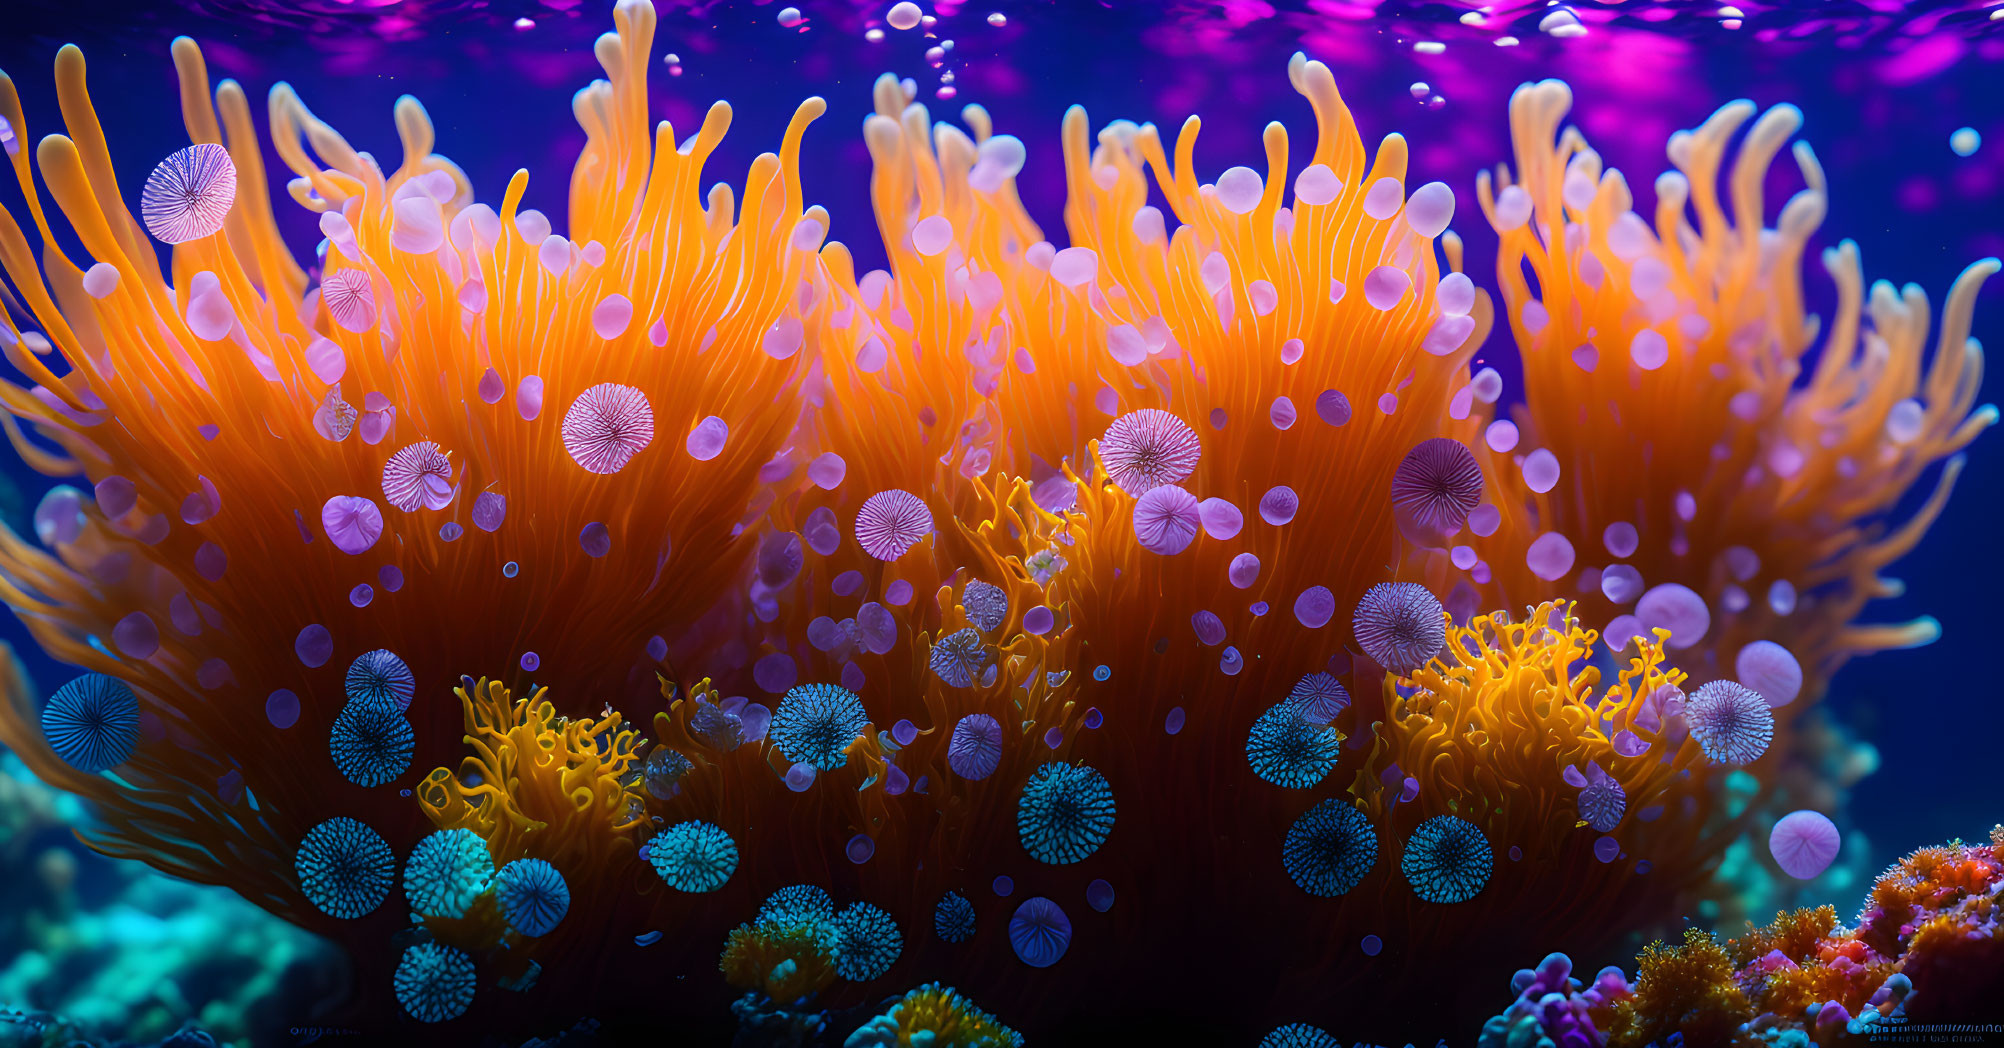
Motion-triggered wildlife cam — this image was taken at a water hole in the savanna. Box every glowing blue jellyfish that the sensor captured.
[1007,896,1071,967]
[1246,700,1342,789]
[1261,1023,1341,1048]
[329,701,414,787]
[344,648,415,710]
[759,883,836,924]
[1686,680,1774,765]
[296,816,395,919]
[41,673,140,772]
[647,820,738,893]
[934,890,976,943]
[393,941,476,1022]
[1282,799,1378,897]
[929,627,989,688]
[962,579,1009,632]
[834,901,903,981]
[1401,815,1493,904]
[770,683,868,771]
[493,858,569,936]
[1016,761,1116,865]
[404,828,495,919]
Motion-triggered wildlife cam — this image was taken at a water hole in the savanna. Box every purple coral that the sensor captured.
[1477,951,1631,1048]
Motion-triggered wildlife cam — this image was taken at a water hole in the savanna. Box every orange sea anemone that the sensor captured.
[1465,79,1992,693]
[0,0,1992,1040]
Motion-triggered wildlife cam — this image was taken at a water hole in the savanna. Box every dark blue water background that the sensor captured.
[1,0,1999,889]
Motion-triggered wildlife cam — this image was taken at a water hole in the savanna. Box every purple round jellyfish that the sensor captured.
[266,689,300,730]
[381,441,454,512]
[1008,896,1072,968]
[1097,408,1201,495]
[1132,484,1201,555]
[1294,586,1336,629]
[321,496,383,555]
[1734,640,1803,707]
[1685,680,1774,765]
[562,383,654,474]
[947,713,1003,781]
[856,489,932,560]
[1769,810,1840,880]
[1635,583,1711,649]
[1526,532,1576,582]
[141,143,236,244]
[295,623,333,668]
[1390,437,1484,537]
[1259,485,1299,526]
[1353,582,1447,674]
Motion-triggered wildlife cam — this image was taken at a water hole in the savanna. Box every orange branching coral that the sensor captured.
[719,919,839,1005]
[1468,80,1993,692]
[1856,834,2004,963]
[1605,929,1752,1048]
[1729,905,1838,968]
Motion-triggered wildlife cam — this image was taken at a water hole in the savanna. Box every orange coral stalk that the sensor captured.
[1468,80,1992,691]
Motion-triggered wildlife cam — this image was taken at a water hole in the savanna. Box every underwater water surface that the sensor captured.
[0,1,2000,1045]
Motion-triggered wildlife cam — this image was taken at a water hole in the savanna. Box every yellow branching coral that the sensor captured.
[876,982,1022,1048]
[1605,929,1752,1048]
[414,676,651,987]
[1360,602,1732,883]
[720,919,839,1005]
[419,677,647,875]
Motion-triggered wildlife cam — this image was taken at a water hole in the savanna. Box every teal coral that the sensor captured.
[39,674,138,774]
[295,817,394,920]
[393,941,476,1023]
[834,902,903,982]
[404,828,495,919]
[647,821,738,893]
[493,858,569,937]
[0,752,339,1046]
